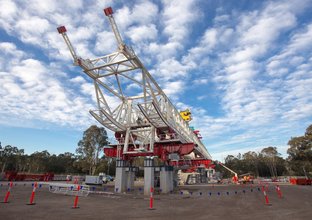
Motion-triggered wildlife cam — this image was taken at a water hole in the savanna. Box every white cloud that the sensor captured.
[214,14,230,24]
[193,78,209,85]
[162,0,199,42]
[177,0,312,160]
[214,1,311,128]
[126,24,157,43]
[114,1,158,31]
[163,80,185,98]
[16,16,50,39]
[105,95,120,110]
[175,102,192,112]
[81,82,96,102]
[94,31,116,53]
[0,42,25,62]
[144,0,202,61]
[130,1,158,25]
[241,11,296,46]
[272,24,312,63]
[284,23,312,54]
[0,0,18,31]
[155,58,189,80]
[289,56,305,66]
[182,27,234,66]
[224,45,266,64]
[0,0,116,61]
[147,41,183,61]
[0,0,311,159]
[0,41,94,129]
[26,0,58,15]
[69,76,86,84]
[126,83,141,91]
[202,28,218,49]
[197,95,207,101]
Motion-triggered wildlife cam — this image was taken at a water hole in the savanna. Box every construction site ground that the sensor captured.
[0,181,311,220]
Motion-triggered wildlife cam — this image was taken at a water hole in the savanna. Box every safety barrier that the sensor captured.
[0,182,280,193]
[0,181,286,208]
[289,177,311,185]
[0,182,87,209]
[48,182,90,197]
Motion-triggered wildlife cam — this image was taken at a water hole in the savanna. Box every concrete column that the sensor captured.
[207,168,215,179]
[198,167,208,183]
[173,169,179,187]
[115,159,129,193]
[144,158,154,195]
[160,166,173,193]
[170,168,174,189]
[126,167,135,191]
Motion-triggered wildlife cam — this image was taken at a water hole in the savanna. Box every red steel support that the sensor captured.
[104,143,195,158]
[104,144,213,170]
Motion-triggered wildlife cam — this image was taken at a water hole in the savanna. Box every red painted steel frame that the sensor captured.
[104,143,213,169]
[104,143,194,159]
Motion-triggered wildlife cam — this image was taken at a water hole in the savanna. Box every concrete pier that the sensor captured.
[144,158,154,195]
[126,167,135,191]
[115,158,177,195]
[115,160,136,193]
[197,167,208,183]
[160,166,174,193]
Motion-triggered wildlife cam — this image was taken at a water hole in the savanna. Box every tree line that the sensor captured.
[219,147,287,178]
[0,125,115,176]
[0,124,311,177]
[219,124,312,178]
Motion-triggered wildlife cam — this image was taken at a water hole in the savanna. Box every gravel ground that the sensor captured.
[0,181,311,220]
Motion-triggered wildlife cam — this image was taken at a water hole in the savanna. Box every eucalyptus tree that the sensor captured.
[242,151,259,177]
[29,150,50,173]
[261,147,279,177]
[76,125,109,175]
[0,145,19,172]
[287,124,312,176]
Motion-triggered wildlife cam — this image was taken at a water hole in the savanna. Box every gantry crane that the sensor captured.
[57,7,212,165]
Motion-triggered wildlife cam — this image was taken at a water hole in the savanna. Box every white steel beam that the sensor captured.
[57,8,212,160]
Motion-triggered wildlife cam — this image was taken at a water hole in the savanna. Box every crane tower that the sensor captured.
[58,7,212,194]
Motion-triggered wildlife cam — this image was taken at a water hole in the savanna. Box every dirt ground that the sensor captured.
[0,181,311,220]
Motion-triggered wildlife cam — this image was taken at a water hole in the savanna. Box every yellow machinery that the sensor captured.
[239,173,254,184]
[216,161,239,184]
[180,109,192,122]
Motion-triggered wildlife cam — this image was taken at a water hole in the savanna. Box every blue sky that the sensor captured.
[0,0,311,161]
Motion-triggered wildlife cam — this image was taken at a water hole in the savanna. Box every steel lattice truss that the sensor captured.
[57,7,211,160]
